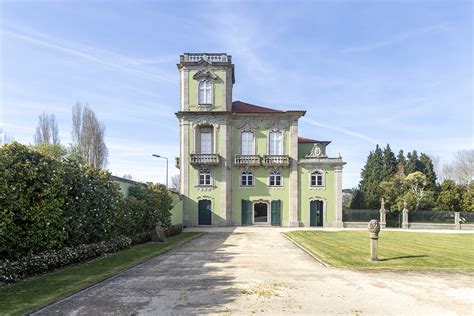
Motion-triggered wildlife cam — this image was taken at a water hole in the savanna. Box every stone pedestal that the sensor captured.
[379,198,387,229]
[455,212,461,230]
[368,220,380,262]
[402,202,409,229]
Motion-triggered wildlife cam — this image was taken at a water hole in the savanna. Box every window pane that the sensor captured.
[200,132,212,154]
[269,132,282,155]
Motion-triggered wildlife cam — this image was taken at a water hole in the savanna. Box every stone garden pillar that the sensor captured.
[368,220,381,261]
[455,212,461,230]
[402,201,409,229]
[379,198,387,228]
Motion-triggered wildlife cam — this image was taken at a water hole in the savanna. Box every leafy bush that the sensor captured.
[0,142,67,260]
[0,236,131,283]
[165,224,183,237]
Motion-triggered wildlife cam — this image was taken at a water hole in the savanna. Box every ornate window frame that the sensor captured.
[195,169,215,191]
[252,200,271,225]
[192,121,219,155]
[240,131,256,155]
[309,169,326,189]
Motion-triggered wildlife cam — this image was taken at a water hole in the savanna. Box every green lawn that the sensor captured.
[0,232,203,315]
[284,230,474,270]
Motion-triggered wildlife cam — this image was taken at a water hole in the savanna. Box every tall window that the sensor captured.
[241,171,254,187]
[200,127,212,154]
[199,170,211,185]
[310,170,324,187]
[198,80,213,105]
[269,131,283,155]
[269,170,282,186]
[241,132,255,155]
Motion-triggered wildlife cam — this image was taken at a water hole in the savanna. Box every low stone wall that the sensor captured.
[408,223,456,230]
[343,222,368,228]
[461,224,474,230]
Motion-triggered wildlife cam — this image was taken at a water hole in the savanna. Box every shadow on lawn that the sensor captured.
[33,231,241,315]
[379,255,428,261]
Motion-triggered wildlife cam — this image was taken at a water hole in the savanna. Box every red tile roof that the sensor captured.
[232,101,284,113]
[298,136,321,143]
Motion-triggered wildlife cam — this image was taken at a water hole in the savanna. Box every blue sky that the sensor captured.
[0,0,472,188]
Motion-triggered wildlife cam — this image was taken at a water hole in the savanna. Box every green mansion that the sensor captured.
[176,53,345,227]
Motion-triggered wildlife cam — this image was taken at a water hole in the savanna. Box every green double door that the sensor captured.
[241,199,281,226]
[198,199,212,225]
[310,200,324,227]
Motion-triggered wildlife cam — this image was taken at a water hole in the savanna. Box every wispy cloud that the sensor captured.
[301,117,382,145]
[342,22,451,53]
[1,24,174,82]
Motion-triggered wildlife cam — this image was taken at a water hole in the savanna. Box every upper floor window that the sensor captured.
[241,170,254,187]
[199,170,211,186]
[269,131,283,155]
[200,127,213,154]
[269,170,282,186]
[198,80,213,105]
[310,170,324,187]
[241,132,255,155]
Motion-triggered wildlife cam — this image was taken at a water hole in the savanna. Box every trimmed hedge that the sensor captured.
[0,236,131,283]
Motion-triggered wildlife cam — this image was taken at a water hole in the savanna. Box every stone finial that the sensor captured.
[368,220,381,239]
[380,198,386,211]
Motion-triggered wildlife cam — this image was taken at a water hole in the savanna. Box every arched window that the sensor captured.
[198,80,213,105]
[269,170,282,186]
[199,170,211,186]
[241,170,254,187]
[241,131,255,155]
[269,131,283,155]
[310,170,324,187]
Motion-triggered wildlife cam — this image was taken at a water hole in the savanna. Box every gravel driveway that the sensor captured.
[34,227,473,315]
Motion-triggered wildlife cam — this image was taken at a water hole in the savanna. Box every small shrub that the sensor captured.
[165,224,183,237]
[0,236,131,283]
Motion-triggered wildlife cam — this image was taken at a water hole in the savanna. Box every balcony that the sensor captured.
[190,154,220,166]
[175,157,180,169]
[181,53,230,63]
[262,155,290,167]
[234,155,261,167]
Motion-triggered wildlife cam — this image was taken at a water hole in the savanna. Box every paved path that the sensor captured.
[35,227,474,315]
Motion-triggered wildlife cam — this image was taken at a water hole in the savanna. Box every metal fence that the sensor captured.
[343,209,379,222]
[460,212,474,223]
[408,210,454,223]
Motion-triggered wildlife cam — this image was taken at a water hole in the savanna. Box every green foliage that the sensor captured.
[359,145,384,209]
[434,180,465,212]
[462,183,474,212]
[382,144,397,179]
[380,175,405,211]
[349,188,365,209]
[0,142,174,264]
[0,236,131,283]
[0,142,67,260]
[419,153,437,188]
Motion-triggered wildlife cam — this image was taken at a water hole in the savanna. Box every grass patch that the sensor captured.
[0,232,203,315]
[284,230,474,270]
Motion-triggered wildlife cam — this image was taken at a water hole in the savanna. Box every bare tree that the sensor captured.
[72,103,108,168]
[123,174,133,180]
[33,112,60,145]
[170,174,180,191]
[0,128,14,145]
[441,150,474,184]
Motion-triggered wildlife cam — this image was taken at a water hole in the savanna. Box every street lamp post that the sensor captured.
[152,154,168,188]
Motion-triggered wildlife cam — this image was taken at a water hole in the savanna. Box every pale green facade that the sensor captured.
[176,53,345,227]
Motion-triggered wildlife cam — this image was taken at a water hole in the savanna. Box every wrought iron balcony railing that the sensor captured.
[262,155,290,167]
[234,155,261,167]
[190,154,220,166]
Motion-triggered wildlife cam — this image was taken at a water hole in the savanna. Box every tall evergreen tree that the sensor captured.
[382,144,397,180]
[349,189,365,209]
[405,150,423,174]
[419,153,437,188]
[360,145,384,209]
[397,149,406,176]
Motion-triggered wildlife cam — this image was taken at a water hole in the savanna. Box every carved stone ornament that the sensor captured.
[265,119,289,131]
[306,143,322,158]
[368,219,381,239]
[152,222,166,242]
[193,68,218,81]
[236,120,259,131]
[191,117,221,129]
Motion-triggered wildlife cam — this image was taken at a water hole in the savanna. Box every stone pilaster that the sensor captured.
[333,165,344,228]
[180,119,190,226]
[219,119,232,226]
[288,120,300,227]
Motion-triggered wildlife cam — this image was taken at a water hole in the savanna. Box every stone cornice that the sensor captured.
[298,157,346,167]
